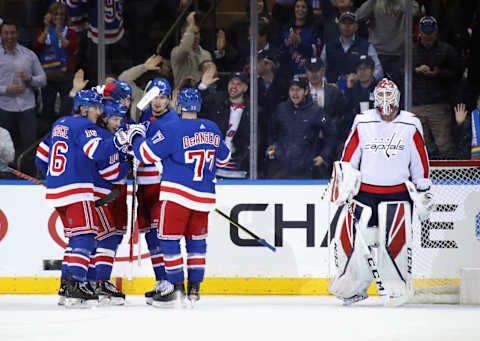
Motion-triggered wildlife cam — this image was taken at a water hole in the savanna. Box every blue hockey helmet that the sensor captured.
[104,81,132,101]
[73,89,103,113]
[103,99,127,120]
[177,87,202,112]
[145,78,172,96]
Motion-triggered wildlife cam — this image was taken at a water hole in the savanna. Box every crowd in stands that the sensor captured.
[1,0,480,179]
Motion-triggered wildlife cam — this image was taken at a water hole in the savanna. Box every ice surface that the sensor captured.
[0,295,478,341]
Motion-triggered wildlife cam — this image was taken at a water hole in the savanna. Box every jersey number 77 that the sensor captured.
[185,149,215,181]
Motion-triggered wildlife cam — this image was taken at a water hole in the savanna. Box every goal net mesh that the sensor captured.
[409,160,480,303]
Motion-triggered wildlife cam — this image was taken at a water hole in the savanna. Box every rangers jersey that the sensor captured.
[87,0,124,44]
[132,118,231,212]
[136,108,180,185]
[342,109,430,190]
[37,116,120,207]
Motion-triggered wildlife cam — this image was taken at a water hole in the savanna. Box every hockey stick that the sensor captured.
[214,208,276,252]
[128,158,138,281]
[344,200,387,298]
[0,163,120,207]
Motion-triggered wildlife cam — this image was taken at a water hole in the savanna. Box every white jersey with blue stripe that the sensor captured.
[132,118,231,212]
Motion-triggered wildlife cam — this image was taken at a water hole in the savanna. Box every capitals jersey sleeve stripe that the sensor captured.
[83,137,101,159]
[412,129,429,178]
[342,127,360,163]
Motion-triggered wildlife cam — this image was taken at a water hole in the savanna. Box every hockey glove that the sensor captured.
[126,124,146,145]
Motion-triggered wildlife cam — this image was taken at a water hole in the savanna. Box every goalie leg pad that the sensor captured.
[377,201,413,299]
[328,201,374,299]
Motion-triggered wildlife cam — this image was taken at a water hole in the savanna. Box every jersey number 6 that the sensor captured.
[185,149,215,181]
[49,141,69,176]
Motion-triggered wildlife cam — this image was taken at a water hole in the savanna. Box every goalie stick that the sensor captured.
[214,208,276,252]
[0,163,120,207]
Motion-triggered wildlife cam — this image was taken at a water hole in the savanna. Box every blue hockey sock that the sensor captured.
[61,239,72,281]
[186,238,206,283]
[159,239,184,284]
[95,235,119,280]
[67,234,95,282]
[145,229,166,281]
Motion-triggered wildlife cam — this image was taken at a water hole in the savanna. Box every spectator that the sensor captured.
[0,19,47,173]
[257,50,291,177]
[344,54,377,133]
[280,0,322,77]
[35,2,78,126]
[356,0,419,89]
[267,78,337,179]
[412,16,463,158]
[304,57,347,146]
[320,12,383,87]
[453,101,479,160]
[118,54,171,122]
[199,72,250,178]
[319,0,369,43]
[170,11,212,89]
[0,125,15,166]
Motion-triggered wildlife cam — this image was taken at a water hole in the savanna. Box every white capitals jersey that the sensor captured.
[341,109,430,188]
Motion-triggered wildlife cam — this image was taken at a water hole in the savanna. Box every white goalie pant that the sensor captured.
[328,200,413,300]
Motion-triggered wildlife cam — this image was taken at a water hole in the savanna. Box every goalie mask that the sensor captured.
[374,78,400,119]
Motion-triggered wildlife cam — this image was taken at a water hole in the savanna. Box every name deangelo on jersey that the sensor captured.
[182,132,221,149]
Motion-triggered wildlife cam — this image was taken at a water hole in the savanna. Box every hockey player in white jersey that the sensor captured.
[328,78,434,306]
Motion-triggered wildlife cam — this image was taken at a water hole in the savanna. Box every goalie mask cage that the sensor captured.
[409,160,480,304]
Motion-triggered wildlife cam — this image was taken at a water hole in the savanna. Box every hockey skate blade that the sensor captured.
[65,298,98,309]
[145,297,153,305]
[57,296,66,306]
[98,296,125,306]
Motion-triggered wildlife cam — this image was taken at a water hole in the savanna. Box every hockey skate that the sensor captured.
[145,280,171,305]
[96,280,125,306]
[57,280,67,306]
[65,280,99,308]
[187,281,200,307]
[342,292,368,306]
[152,282,186,309]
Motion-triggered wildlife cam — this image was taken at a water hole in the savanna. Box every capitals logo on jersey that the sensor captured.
[364,132,405,158]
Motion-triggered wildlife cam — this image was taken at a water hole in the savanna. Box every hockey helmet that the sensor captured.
[373,78,400,117]
[73,89,103,112]
[145,78,172,96]
[177,87,202,112]
[103,99,127,120]
[104,80,132,101]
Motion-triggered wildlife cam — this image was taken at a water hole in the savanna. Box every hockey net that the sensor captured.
[409,160,480,304]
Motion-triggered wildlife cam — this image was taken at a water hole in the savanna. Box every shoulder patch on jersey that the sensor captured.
[152,130,165,144]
